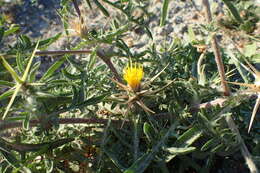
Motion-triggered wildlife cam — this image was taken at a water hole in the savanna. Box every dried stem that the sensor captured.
[96,47,122,82]
[202,1,256,171]
[2,48,122,82]
[202,0,230,96]
[226,115,259,173]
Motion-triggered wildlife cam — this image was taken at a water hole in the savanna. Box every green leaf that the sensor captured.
[62,68,82,80]
[93,0,110,17]
[85,0,93,9]
[38,33,62,49]
[73,94,108,109]
[165,147,196,155]
[222,0,243,24]
[244,43,257,57]
[87,49,97,70]
[143,122,154,142]
[0,56,22,83]
[144,26,153,40]
[104,149,126,171]
[0,89,14,101]
[0,150,20,168]
[28,61,41,82]
[0,27,4,44]
[67,56,84,71]
[174,126,202,147]
[164,147,196,161]
[0,80,14,87]
[201,138,219,151]
[188,26,196,43]
[3,25,20,36]
[164,126,202,162]
[160,0,170,26]
[124,153,153,173]
[45,159,54,173]
[16,53,25,74]
[125,123,177,173]
[23,114,30,130]
[40,56,66,81]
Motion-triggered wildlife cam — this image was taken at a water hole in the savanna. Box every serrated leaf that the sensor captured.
[164,147,196,162]
[201,138,219,151]
[62,68,82,80]
[174,126,202,147]
[16,53,25,74]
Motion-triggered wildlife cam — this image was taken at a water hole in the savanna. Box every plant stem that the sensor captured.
[225,114,259,173]
[133,114,140,161]
[96,47,122,82]
[202,0,230,96]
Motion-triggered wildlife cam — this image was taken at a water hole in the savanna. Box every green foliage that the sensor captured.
[0,0,259,172]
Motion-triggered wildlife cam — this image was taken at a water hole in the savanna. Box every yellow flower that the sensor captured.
[123,61,144,91]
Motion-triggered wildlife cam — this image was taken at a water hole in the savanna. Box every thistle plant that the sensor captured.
[0,0,259,172]
[226,59,260,133]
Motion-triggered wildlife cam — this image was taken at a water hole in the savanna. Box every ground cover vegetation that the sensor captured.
[0,0,259,172]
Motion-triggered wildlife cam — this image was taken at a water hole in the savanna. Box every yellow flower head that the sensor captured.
[123,61,144,91]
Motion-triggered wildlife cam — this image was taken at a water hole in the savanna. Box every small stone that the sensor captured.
[174,16,183,25]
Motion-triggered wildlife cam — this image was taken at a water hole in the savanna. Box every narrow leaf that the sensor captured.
[174,126,202,147]
[222,0,243,23]
[40,56,66,81]
[0,27,4,44]
[3,25,20,36]
[0,89,14,101]
[93,0,110,17]
[160,0,170,26]
[0,80,14,87]
[0,56,22,83]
